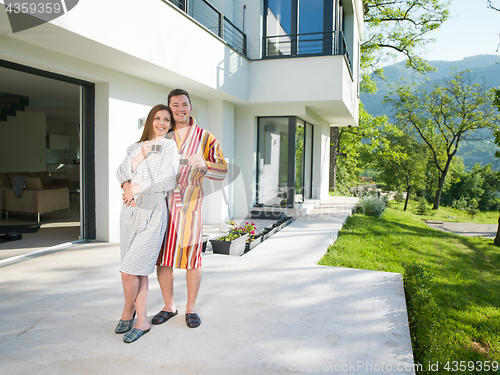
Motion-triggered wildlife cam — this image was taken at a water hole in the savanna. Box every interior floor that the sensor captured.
[0,202,81,261]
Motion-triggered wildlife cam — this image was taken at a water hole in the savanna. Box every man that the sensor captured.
[152,89,227,328]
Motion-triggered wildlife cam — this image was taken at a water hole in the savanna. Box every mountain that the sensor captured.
[360,55,500,169]
[362,55,500,117]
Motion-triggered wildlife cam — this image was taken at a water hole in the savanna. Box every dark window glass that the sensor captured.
[267,0,292,35]
[297,0,324,54]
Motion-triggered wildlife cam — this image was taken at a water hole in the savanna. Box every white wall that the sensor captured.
[202,99,235,224]
[209,0,235,20]
[234,0,262,59]
[316,122,331,202]
[105,80,173,243]
[248,55,358,125]
[0,0,250,103]
[0,111,46,172]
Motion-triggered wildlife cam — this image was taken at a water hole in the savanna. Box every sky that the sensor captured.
[423,0,500,61]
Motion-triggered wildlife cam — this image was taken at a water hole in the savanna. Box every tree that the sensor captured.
[329,125,364,194]
[444,163,500,211]
[331,1,450,192]
[491,88,500,246]
[384,69,500,209]
[330,0,450,193]
[329,127,343,192]
[331,105,393,193]
[361,0,450,92]
[489,0,500,11]
[374,125,427,210]
[487,0,500,51]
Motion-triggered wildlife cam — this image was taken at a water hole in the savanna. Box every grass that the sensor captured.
[394,200,499,224]
[319,202,500,374]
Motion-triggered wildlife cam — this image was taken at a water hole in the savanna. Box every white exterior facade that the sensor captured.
[0,0,363,242]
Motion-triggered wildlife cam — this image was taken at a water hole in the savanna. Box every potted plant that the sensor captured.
[245,233,263,252]
[265,224,279,238]
[237,222,260,252]
[260,227,273,240]
[276,216,292,230]
[210,227,248,256]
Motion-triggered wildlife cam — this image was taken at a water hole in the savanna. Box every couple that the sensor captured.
[116,89,227,343]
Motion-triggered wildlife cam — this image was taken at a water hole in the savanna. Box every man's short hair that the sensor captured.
[168,89,191,106]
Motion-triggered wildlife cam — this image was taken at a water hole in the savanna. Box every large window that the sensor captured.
[264,0,347,59]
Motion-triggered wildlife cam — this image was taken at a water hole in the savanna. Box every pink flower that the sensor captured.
[251,230,256,234]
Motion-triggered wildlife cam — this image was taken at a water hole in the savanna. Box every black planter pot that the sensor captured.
[278,217,293,230]
[210,234,248,256]
[244,236,263,253]
[202,234,210,252]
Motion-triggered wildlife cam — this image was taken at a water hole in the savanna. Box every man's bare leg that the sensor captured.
[186,267,202,314]
[156,265,176,312]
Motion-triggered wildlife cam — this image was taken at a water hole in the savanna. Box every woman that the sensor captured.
[115,104,179,343]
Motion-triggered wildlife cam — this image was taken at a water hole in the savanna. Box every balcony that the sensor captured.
[263,31,352,73]
[167,0,247,57]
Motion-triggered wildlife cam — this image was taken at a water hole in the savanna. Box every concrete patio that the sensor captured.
[0,196,416,374]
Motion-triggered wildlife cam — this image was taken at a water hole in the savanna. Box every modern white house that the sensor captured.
[0,0,362,243]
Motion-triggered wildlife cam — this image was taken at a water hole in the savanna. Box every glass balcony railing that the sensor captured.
[263,30,352,71]
[166,0,247,57]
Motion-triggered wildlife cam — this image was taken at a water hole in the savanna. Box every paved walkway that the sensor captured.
[0,197,415,375]
[425,221,497,239]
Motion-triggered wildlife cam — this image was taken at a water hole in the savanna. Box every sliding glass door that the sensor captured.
[256,116,313,207]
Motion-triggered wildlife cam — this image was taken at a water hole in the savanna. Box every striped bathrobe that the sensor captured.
[157,118,227,269]
[117,139,179,275]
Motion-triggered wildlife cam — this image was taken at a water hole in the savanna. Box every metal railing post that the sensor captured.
[219,12,224,39]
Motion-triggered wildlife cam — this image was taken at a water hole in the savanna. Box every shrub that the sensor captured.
[381,194,389,205]
[394,191,405,202]
[466,198,479,220]
[451,197,468,211]
[452,197,480,220]
[413,197,429,215]
[357,196,386,218]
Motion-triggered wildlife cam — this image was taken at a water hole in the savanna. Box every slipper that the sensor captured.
[123,327,150,343]
[115,311,136,334]
[185,313,201,328]
[152,310,178,325]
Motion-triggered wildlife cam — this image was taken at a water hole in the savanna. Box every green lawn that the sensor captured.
[319,203,500,374]
[394,200,499,225]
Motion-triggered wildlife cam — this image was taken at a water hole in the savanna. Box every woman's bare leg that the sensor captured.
[121,272,139,320]
[134,275,150,331]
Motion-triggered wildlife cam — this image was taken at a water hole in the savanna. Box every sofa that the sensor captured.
[0,171,71,190]
[0,171,71,223]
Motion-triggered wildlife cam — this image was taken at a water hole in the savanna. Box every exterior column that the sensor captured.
[203,99,235,225]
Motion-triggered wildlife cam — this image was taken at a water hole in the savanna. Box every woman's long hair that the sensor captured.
[137,104,175,143]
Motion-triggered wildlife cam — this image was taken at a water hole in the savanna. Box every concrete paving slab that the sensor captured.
[0,197,416,374]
